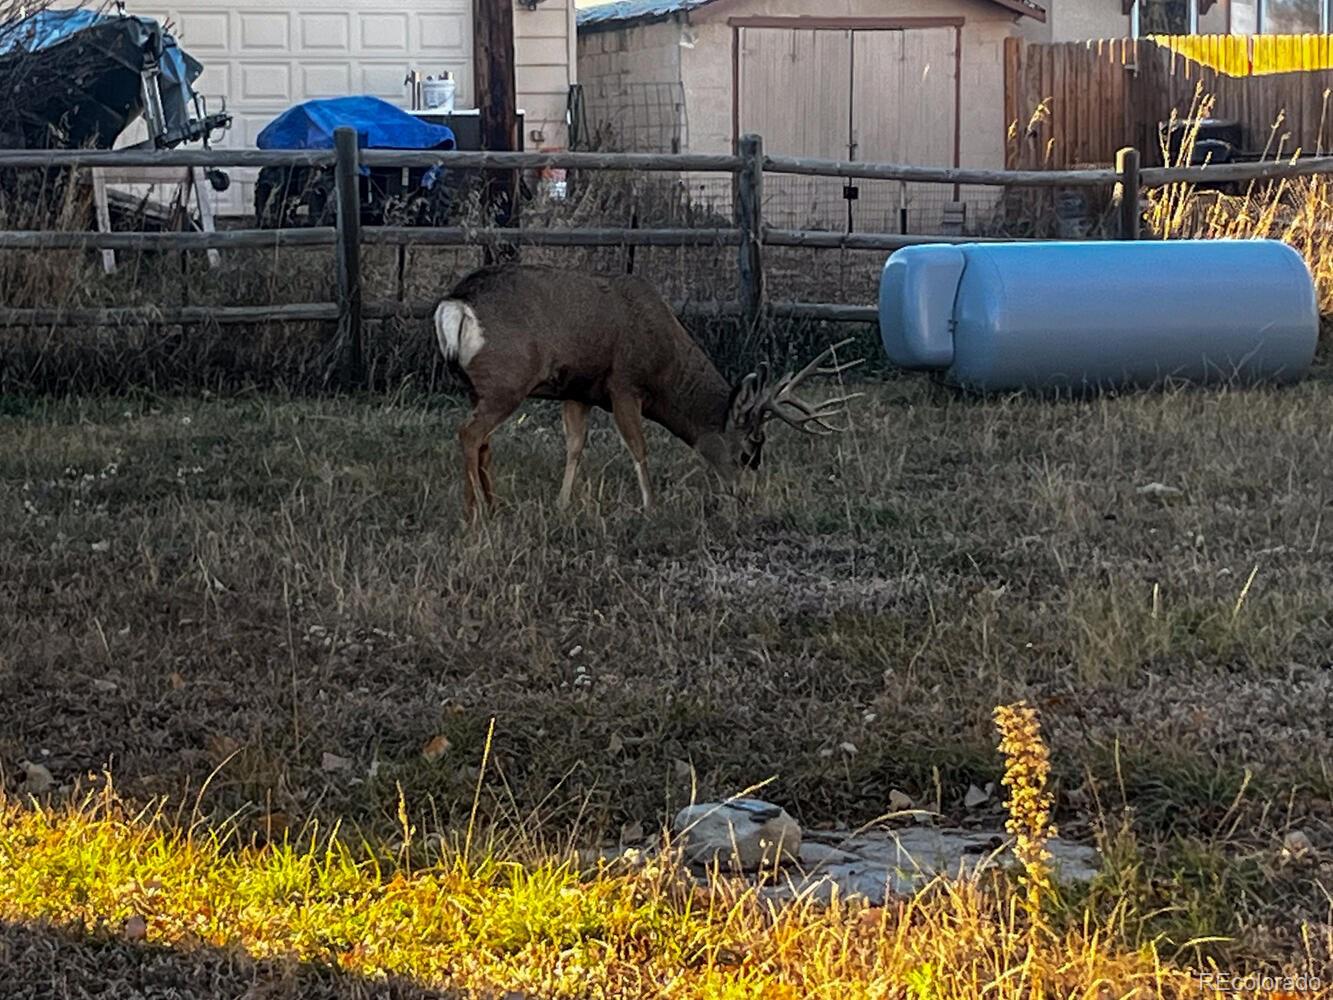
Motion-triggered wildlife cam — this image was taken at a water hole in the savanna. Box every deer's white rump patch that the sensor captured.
[435,300,486,368]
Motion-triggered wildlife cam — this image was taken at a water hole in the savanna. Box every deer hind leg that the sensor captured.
[458,395,523,519]
[610,394,653,512]
[559,400,591,510]
[478,441,496,506]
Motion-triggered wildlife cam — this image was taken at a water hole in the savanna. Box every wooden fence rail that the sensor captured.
[3,128,1332,386]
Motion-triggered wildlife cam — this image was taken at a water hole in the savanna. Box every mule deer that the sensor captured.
[435,264,859,516]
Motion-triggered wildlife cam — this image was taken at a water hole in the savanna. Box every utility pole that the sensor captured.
[472,0,519,260]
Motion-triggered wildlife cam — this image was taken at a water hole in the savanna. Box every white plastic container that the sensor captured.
[422,73,456,113]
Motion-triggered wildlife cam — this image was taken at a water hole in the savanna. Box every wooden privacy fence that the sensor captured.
[4,128,1333,384]
[1154,33,1333,76]
[1006,35,1333,169]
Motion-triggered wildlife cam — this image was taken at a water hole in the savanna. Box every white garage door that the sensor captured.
[127,1,472,214]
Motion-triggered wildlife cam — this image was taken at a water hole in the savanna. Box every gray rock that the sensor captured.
[763,827,1101,906]
[796,842,860,868]
[673,798,801,870]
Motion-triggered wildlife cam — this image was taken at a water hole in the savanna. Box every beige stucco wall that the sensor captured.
[1032,1,1129,40]
[516,0,580,148]
[677,20,731,155]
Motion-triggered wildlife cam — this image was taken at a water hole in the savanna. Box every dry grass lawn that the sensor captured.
[1,363,1331,996]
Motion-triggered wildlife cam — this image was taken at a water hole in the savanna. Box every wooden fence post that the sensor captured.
[474,0,519,264]
[1115,146,1141,240]
[737,133,765,331]
[333,126,365,386]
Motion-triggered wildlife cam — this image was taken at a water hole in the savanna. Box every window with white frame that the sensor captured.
[1135,0,1192,33]
[1261,0,1324,31]
[1130,0,1330,34]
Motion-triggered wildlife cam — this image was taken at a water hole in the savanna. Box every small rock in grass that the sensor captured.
[19,760,54,794]
[321,752,353,773]
[619,820,645,847]
[964,783,993,809]
[124,915,148,941]
[673,798,801,870]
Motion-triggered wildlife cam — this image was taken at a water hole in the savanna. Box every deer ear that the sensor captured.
[727,371,763,429]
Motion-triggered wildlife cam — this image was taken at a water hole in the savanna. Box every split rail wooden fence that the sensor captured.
[3,127,1333,384]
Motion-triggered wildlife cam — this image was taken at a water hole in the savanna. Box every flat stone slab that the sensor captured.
[587,824,1101,908]
[760,827,1101,904]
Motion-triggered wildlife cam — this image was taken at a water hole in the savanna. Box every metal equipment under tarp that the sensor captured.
[0,6,228,150]
[254,96,464,227]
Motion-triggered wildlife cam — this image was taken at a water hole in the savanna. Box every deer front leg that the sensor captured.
[559,400,591,509]
[610,394,653,512]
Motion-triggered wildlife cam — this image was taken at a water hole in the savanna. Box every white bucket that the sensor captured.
[422,75,456,113]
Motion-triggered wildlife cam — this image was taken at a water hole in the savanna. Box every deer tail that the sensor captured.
[435,300,468,365]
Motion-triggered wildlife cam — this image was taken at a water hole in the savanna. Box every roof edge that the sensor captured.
[577,0,715,32]
[988,0,1047,23]
[578,0,1047,32]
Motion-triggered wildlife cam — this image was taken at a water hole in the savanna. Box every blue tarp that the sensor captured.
[0,8,200,97]
[256,96,456,152]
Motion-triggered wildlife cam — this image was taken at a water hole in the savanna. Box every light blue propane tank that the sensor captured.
[877,240,1318,393]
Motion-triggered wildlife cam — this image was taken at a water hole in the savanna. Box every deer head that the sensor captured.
[696,340,864,480]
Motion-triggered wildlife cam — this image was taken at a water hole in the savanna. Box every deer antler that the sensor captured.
[752,339,864,436]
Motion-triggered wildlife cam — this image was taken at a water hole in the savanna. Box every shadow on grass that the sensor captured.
[0,919,466,1000]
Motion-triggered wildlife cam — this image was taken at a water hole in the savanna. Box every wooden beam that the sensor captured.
[334,127,365,385]
[763,153,1119,187]
[361,226,741,247]
[0,149,336,168]
[358,149,744,171]
[364,299,745,320]
[763,229,1034,249]
[736,134,765,331]
[0,298,870,331]
[0,228,337,250]
[1115,147,1142,240]
[728,15,966,29]
[0,303,340,327]
[473,0,519,241]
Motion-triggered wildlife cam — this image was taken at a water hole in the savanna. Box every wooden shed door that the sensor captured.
[738,27,852,231]
[738,25,959,233]
[851,28,958,233]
